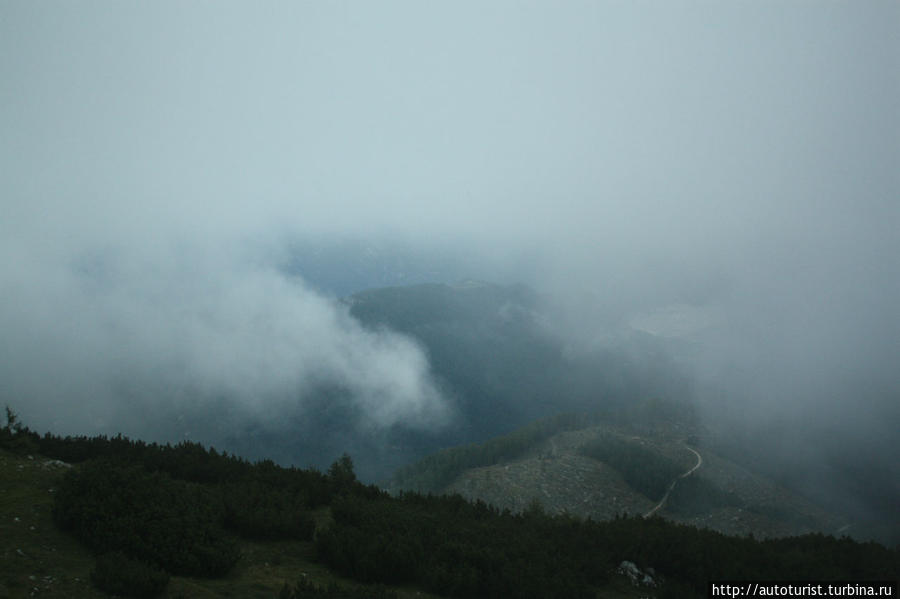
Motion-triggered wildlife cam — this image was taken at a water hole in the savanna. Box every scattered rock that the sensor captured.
[618,560,658,587]
[42,459,71,469]
[618,560,640,579]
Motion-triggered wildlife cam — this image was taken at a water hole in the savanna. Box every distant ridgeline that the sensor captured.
[1,412,897,599]
[388,401,696,495]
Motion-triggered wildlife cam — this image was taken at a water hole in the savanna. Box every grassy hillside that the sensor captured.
[0,450,101,598]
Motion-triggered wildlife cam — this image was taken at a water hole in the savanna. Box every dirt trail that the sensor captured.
[643,445,702,518]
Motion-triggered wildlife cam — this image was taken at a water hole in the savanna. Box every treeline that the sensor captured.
[579,434,683,501]
[389,412,595,492]
[10,424,346,509]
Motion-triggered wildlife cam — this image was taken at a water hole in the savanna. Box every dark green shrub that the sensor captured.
[54,459,240,577]
[221,481,316,540]
[91,552,169,598]
[279,577,398,598]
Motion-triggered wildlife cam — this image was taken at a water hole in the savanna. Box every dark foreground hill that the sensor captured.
[2,415,897,599]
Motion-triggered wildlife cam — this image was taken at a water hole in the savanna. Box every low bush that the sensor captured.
[91,551,169,598]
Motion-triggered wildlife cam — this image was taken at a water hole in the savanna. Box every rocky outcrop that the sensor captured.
[617,560,658,587]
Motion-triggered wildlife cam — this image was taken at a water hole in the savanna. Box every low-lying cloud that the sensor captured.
[1,0,898,509]
[0,233,449,439]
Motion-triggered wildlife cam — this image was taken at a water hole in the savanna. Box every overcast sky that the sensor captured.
[2,2,898,441]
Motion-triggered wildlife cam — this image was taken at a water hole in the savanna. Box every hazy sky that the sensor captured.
[2,2,898,442]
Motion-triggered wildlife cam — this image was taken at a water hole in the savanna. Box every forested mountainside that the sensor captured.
[2,413,897,599]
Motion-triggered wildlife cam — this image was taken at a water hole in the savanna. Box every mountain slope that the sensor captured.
[389,412,848,540]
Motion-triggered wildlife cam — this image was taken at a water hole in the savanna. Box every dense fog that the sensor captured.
[2,1,898,535]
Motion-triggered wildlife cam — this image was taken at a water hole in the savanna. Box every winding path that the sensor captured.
[643,444,703,518]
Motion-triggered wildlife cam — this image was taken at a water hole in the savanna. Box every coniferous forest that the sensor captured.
[2,413,897,598]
